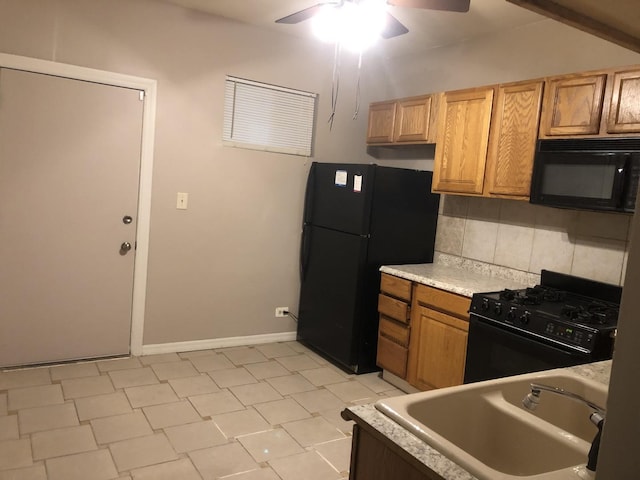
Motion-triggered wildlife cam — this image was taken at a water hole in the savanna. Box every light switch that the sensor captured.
[177,192,188,210]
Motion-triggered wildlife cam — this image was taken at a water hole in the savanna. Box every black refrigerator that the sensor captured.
[297,162,440,374]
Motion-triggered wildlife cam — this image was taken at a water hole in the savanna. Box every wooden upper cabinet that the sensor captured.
[540,73,607,137]
[367,95,436,144]
[432,87,494,195]
[366,101,396,143]
[484,80,544,199]
[606,69,640,134]
[394,95,432,143]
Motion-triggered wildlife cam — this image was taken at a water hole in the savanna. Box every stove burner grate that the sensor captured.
[499,286,567,305]
[561,302,618,325]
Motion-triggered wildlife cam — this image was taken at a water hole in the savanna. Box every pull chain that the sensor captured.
[353,50,363,120]
[328,41,341,131]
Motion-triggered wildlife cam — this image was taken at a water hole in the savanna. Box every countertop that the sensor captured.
[347,361,612,480]
[381,254,538,298]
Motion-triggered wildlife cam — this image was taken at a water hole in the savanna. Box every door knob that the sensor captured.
[123,215,133,224]
[120,242,132,254]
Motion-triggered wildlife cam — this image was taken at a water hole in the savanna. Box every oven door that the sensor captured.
[463,314,591,384]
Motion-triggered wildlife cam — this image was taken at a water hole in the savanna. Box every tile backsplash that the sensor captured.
[435,196,631,286]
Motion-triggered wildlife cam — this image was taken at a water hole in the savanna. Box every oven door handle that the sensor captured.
[468,313,591,355]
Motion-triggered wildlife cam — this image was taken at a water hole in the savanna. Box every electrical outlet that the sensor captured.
[275,307,289,318]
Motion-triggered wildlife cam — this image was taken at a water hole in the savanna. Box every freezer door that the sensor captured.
[298,225,369,370]
[368,167,440,265]
[303,162,375,235]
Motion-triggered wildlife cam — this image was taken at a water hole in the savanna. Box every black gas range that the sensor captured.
[464,270,622,384]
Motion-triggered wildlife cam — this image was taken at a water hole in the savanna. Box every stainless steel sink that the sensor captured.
[375,370,607,479]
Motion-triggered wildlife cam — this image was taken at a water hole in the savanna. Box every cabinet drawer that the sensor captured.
[379,316,410,347]
[378,294,410,324]
[414,284,470,320]
[377,335,408,379]
[380,273,412,301]
[419,306,469,333]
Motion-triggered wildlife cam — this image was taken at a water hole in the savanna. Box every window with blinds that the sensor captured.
[223,76,317,157]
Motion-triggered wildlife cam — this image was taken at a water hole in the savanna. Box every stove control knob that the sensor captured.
[520,311,531,325]
[507,307,517,321]
[494,302,503,316]
[481,298,490,311]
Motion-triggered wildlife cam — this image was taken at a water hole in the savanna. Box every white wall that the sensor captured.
[0,0,390,346]
[2,1,639,341]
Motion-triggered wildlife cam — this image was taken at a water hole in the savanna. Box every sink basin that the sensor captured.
[375,370,607,479]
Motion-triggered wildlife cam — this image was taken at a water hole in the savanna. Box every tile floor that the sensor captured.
[0,341,404,480]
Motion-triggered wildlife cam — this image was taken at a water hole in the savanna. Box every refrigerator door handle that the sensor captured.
[300,225,312,281]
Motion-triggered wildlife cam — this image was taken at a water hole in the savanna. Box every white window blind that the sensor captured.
[223,76,317,157]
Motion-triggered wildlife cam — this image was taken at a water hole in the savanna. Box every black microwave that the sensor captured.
[530,138,640,213]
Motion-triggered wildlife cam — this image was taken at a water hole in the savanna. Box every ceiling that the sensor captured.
[507,0,640,53]
[157,0,547,57]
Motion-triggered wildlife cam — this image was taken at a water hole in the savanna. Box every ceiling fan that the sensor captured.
[275,0,471,39]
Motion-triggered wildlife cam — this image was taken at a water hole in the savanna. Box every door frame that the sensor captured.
[0,52,156,356]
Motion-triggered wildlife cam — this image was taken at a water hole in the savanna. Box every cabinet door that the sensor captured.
[484,80,544,198]
[394,96,432,143]
[350,425,434,480]
[408,306,468,391]
[606,69,640,133]
[432,87,494,195]
[540,73,606,136]
[367,101,396,143]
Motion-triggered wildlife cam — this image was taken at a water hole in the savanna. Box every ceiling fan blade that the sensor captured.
[387,0,470,13]
[275,4,327,24]
[381,12,409,39]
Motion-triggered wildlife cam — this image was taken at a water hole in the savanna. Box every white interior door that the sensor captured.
[0,68,144,367]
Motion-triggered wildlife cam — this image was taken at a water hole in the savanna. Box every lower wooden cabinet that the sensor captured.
[377,317,410,378]
[406,285,470,391]
[376,274,412,379]
[347,422,441,480]
[407,305,469,390]
[377,274,471,391]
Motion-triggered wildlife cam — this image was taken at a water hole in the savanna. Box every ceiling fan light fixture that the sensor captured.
[311,0,388,52]
[311,4,342,43]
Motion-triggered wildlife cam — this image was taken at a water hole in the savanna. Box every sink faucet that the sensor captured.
[522,383,605,474]
[522,383,606,414]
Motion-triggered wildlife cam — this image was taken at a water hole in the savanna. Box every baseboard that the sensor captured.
[141,331,298,356]
[382,370,421,394]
